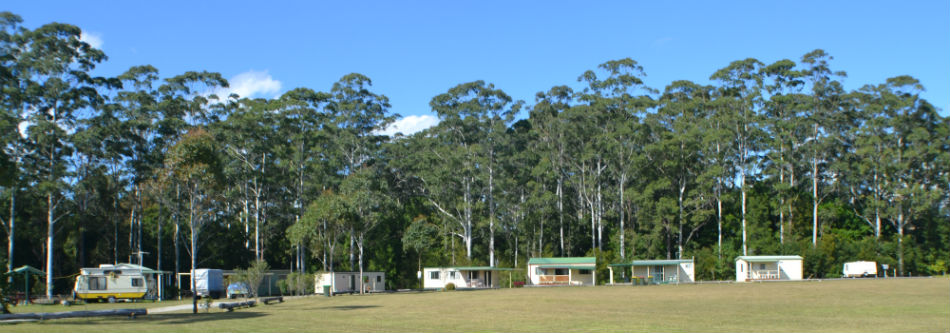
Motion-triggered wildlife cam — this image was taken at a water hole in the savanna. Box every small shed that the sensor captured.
[527,257,596,286]
[608,259,695,284]
[735,255,803,282]
[314,271,385,294]
[422,267,514,289]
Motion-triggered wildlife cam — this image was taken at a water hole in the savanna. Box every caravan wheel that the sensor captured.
[107,296,116,303]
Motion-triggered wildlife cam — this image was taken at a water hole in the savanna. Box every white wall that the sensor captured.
[736,259,749,282]
[423,268,467,289]
[778,260,803,280]
[678,262,695,283]
[315,272,385,293]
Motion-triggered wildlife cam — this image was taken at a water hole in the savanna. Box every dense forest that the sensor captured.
[2,13,948,296]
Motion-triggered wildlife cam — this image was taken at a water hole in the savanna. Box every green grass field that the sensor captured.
[4,277,948,332]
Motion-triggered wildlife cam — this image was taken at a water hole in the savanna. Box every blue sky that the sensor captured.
[8,1,949,133]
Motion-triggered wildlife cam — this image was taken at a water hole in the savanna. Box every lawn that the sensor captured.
[3,277,948,332]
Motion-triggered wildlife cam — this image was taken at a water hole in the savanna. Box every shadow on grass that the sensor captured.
[39,311,267,326]
[320,305,381,311]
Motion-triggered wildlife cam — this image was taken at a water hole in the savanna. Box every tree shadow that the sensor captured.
[320,305,381,311]
[40,311,267,326]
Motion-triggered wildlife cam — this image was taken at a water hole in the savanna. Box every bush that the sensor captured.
[444,282,455,291]
[512,281,524,288]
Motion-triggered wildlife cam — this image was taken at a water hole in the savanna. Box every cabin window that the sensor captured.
[376,276,381,283]
[760,264,766,270]
[578,269,592,275]
[88,277,107,290]
[554,269,569,275]
[430,271,440,279]
[131,278,144,287]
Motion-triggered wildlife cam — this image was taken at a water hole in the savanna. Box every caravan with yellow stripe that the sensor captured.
[73,263,162,302]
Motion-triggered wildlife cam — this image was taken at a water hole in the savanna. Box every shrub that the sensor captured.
[444,282,456,291]
[512,281,525,288]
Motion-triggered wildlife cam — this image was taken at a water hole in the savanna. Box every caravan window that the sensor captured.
[430,271,440,279]
[131,278,144,287]
[88,277,107,290]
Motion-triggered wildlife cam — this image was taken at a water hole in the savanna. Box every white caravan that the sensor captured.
[74,263,159,302]
[842,261,877,278]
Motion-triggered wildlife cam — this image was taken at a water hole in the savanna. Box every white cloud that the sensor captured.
[378,115,439,137]
[216,70,282,99]
[80,31,104,49]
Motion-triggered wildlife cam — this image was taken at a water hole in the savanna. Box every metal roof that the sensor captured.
[735,255,803,262]
[537,264,595,269]
[91,263,169,274]
[609,259,693,267]
[527,257,596,265]
[10,265,44,275]
[424,267,517,271]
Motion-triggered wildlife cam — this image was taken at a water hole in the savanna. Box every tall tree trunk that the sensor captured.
[619,173,625,260]
[488,161,495,267]
[677,180,685,259]
[46,193,55,299]
[358,234,364,295]
[6,190,14,283]
[557,176,564,256]
[897,210,904,275]
[812,123,819,248]
[741,168,748,257]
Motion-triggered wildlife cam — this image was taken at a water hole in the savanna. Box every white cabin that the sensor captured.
[608,259,695,284]
[314,271,386,294]
[527,257,597,286]
[735,256,803,282]
[74,263,164,302]
[423,267,513,289]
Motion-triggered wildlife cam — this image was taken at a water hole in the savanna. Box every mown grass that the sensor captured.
[3,277,948,332]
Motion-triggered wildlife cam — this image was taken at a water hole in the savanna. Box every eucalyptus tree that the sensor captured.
[650,80,713,259]
[219,97,277,261]
[761,59,805,245]
[0,12,27,278]
[498,119,535,266]
[800,49,848,248]
[848,86,890,240]
[153,70,227,283]
[275,88,332,271]
[424,81,517,263]
[340,167,390,294]
[402,215,438,287]
[16,21,108,299]
[583,59,654,258]
[710,58,765,256]
[113,65,162,265]
[326,73,394,269]
[870,76,943,274]
[529,86,573,255]
[160,128,224,313]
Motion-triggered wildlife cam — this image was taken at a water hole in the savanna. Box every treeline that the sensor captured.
[1,13,948,295]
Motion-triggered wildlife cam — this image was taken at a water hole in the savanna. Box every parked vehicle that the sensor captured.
[227,282,250,299]
[74,264,158,302]
[843,261,878,278]
[194,269,225,298]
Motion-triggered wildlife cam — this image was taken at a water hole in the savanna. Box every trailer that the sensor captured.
[194,269,225,298]
[74,264,161,302]
[842,261,878,278]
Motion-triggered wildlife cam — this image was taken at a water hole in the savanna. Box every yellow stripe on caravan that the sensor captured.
[76,292,146,300]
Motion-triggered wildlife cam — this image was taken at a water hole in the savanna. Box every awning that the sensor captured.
[10,265,44,275]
